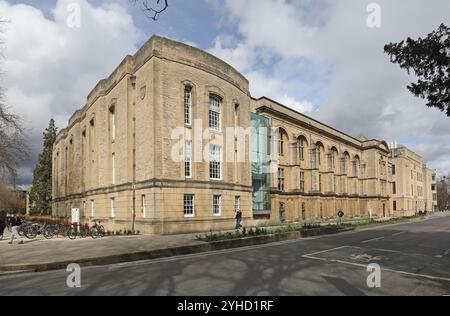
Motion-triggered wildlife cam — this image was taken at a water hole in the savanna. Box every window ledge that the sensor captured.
[209,129,222,135]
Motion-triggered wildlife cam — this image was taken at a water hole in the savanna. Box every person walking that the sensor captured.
[235,208,242,229]
[0,213,6,240]
[8,214,24,245]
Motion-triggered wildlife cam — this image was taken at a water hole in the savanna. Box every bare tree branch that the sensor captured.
[130,0,169,21]
[0,18,29,185]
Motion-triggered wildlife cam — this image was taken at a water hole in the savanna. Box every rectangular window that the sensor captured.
[299,172,305,193]
[213,195,222,216]
[393,182,397,194]
[393,200,397,211]
[82,201,86,218]
[184,194,195,217]
[209,96,221,131]
[111,198,116,218]
[210,145,221,180]
[185,140,192,178]
[319,175,322,192]
[142,195,146,218]
[278,168,285,191]
[184,86,192,125]
[235,196,241,212]
[90,200,95,217]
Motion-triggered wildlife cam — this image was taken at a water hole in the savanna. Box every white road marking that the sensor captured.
[303,246,359,257]
[304,253,450,283]
[372,248,401,253]
[391,232,406,237]
[361,237,385,244]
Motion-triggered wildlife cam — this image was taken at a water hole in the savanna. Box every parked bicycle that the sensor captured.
[68,223,91,240]
[90,220,105,239]
[17,219,32,237]
[23,220,54,240]
[56,220,72,238]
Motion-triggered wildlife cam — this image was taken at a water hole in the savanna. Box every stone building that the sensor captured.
[52,36,435,234]
[389,146,438,216]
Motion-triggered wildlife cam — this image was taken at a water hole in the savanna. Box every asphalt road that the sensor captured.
[1,216,450,296]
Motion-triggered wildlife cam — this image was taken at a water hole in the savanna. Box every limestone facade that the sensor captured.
[388,147,438,216]
[52,36,437,234]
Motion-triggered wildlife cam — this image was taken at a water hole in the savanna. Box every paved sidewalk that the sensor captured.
[0,231,205,271]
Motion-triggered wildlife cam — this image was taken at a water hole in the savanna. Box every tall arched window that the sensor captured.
[109,105,116,142]
[341,152,350,174]
[330,147,338,171]
[315,142,324,165]
[184,86,192,126]
[298,137,305,161]
[354,155,361,177]
[277,128,288,157]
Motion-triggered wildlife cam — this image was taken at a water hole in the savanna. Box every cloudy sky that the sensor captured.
[0,0,449,186]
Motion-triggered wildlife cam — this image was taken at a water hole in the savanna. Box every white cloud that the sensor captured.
[208,0,450,172]
[0,0,142,185]
[277,95,314,114]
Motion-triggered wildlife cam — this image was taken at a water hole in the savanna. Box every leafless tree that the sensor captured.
[0,20,29,185]
[0,181,23,212]
[129,0,169,21]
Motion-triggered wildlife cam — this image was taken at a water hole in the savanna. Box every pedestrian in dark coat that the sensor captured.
[0,212,6,240]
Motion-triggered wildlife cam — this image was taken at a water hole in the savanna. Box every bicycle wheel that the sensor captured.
[80,227,88,238]
[90,227,99,239]
[24,226,38,239]
[99,225,106,237]
[52,224,60,237]
[18,226,25,237]
[43,226,54,239]
[68,227,77,240]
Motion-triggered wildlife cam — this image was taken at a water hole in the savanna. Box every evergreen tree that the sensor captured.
[29,119,58,215]
[385,24,450,116]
